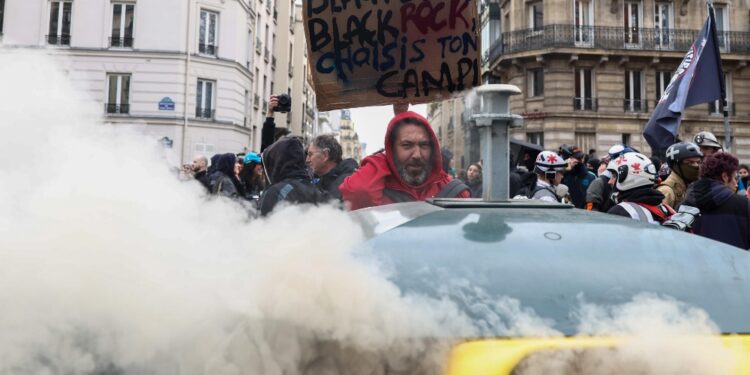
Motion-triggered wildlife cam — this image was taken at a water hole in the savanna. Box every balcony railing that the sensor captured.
[709,101,736,116]
[109,37,133,48]
[623,99,649,113]
[195,107,215,119]
[47,34,71,46]
[489,25,750,63]
[572,97,597,112]
[254,94,260,108]
[199,43,218,56]
[105,103,130,114]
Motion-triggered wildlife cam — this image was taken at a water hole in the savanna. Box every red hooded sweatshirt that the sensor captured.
[339,111,469,210]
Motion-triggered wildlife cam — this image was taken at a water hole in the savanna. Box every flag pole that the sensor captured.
[707,0,731,151]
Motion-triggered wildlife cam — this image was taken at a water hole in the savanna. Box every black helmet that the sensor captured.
[665,142,703,168]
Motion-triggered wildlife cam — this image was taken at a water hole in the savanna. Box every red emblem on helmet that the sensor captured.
[631,163,641,173]
[615,156,627,165]
[547,154,558,163]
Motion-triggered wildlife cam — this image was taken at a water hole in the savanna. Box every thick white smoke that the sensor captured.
[0,50,739,374]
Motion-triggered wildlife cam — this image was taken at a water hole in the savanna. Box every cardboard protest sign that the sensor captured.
[304,0,481,111]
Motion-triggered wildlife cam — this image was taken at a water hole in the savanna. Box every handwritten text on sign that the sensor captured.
[305,0,481,111]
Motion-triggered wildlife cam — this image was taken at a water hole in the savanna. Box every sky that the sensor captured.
[349,104,427,155]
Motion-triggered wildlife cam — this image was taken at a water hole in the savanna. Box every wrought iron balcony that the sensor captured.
[195,107,215,119]
[105,103,130,114]
[46,34,71,46]
[489,25,750,63]
[109,36,133,48]
[199,43,218,56]
[708,101,736,116]
[623,99,649,113]
[572,97,598,112]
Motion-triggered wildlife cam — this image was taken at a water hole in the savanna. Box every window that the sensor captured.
[573,0,593,45]
[111,3,134,48]
[48,1,72,45]
[199,10,218,55]
[623,1,641,46]
[575,132,596,154]
[624,70,645,112]
[574,68,595,111]
[528,2,543,31]
[710,72,732,115]
[527,132,544,147]
[106,74,131,114]
[196,79,215,119]
[527,69,543,97]
[0,0,5,35]
[246,30,254,68]
[194,143,215,155]
[653,2,672,48]
[656,71,672,100]
[622,133,631,146]
[713,4,728,51]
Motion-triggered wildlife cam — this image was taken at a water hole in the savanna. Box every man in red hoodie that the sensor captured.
[340,111,470,210]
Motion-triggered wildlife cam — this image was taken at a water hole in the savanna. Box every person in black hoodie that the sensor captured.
[608,152,674,223]
[258,95,325,216]
[683,152,750,250]
[209,153,240,198]
[306,134,358,200]
[560,145,597,208]
[259,136,325,216]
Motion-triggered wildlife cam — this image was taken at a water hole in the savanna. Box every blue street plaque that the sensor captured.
[159,97,175,111]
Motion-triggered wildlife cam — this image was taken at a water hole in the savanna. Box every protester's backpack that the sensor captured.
[382,179,469,203]
[514,172,538,198]
[528,185,559,201]
[616,202,675,224]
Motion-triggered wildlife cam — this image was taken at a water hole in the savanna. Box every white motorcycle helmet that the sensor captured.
[693,131,722,149]
[614,152,658,191]
[534,151,566,174]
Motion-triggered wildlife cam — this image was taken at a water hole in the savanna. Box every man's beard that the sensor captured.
[397,159,430,186]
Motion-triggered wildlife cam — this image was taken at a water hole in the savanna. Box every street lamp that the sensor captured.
[470,84,524,201]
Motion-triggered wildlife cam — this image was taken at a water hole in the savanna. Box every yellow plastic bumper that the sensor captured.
[445,335,750,375]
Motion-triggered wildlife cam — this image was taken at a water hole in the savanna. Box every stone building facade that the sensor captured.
[488,0,750,159]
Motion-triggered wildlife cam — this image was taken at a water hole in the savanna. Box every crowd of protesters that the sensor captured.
[180,97,750,250]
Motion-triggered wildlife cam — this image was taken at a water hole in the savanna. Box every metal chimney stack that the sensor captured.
[471,85,523,201]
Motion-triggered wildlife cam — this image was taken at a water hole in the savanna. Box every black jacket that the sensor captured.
[467,179,482,198]
[209,153,239,198]
[259,137,325,216]
[318,158,358,200]
[607,187,666,219]
[563,165,597,209]
[683,178,750,250]
[194,170,211,192]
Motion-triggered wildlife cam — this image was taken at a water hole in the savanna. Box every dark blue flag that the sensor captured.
[643,7,725,151]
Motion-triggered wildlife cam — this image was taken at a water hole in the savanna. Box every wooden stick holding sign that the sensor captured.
[304,0,481,111]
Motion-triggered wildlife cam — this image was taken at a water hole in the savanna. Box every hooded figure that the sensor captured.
[340,112,469,210]
[209,153,239,198]
[258,137,325,216]
[683,152,750,250]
